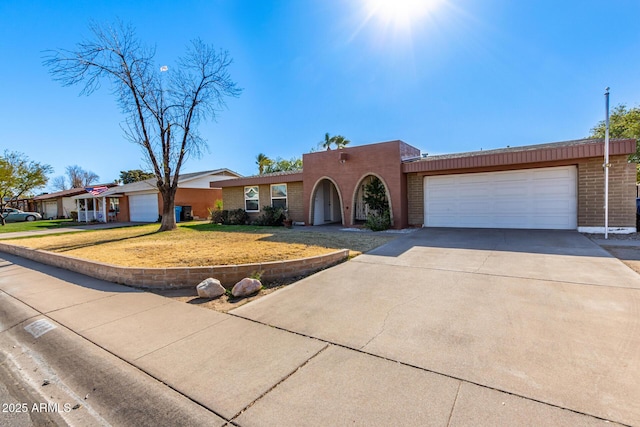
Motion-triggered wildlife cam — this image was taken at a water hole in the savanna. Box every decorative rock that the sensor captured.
[231,278,262,297]
[196,278,225,299]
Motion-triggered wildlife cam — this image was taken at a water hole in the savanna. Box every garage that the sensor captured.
[43,201,58,219]
[128,193,159,222]
[424,166,577,229]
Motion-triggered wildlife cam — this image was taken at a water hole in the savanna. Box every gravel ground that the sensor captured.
[585,232,640,241]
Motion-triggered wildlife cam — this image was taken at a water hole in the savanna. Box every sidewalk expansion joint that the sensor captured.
[43,292,125,315]
[229,312,628,426]
[132,317,232,361]
[3,290,230,423]
[0,291,46,333]
[229,343,330,422]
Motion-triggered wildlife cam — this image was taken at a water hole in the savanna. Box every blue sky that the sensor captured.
[2,0,639,191]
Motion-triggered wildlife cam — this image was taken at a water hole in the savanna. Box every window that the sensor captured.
[271,184,287,209]
[109,198,120,212]
[244,186,259,212]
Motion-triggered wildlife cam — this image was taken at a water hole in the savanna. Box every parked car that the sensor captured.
[1,207,42,222]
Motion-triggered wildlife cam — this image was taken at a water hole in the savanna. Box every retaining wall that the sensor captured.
[0,243,349,289]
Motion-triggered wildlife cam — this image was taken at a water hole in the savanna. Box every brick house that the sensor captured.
[33,184,118,219]
[73,169,241,223]
[217,138,637,232]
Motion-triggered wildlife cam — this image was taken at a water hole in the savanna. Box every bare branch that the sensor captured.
[44,22,241,231]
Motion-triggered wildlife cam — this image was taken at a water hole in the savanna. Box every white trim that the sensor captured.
[244,186,260,212]
[578,227,636,234]
[270,183,287,209]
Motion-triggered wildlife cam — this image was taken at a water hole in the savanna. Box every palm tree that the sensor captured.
[322,132,333,151]
[322,133,350,150]
[256,153,272,175]
[332,135,350,149]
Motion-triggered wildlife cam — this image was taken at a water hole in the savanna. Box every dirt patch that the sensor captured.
[151,276,303,312]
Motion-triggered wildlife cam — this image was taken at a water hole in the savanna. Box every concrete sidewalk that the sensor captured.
[0,228,635,425]
[0,222,141,240]
[0,222,146,240]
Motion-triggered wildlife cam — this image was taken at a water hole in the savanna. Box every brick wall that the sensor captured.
[406,155,636,229]
[0,243,349,289]
[406,173,424,226]
[222,187,244,211]
[302,141,410,228]
[287,181,304,222]
[578,155,636,227]
[175,188,221,220]
[222,182,305,223]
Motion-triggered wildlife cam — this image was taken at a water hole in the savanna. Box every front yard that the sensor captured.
[4,222,397,267]
[0,219,76,233]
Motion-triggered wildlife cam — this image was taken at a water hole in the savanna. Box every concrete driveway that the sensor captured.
[233,228,640,425]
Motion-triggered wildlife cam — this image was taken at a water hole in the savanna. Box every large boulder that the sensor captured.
[231,278,262,297]
[196,278,225,299]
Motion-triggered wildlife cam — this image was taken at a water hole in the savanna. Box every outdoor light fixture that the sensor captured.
[339,152,349,163]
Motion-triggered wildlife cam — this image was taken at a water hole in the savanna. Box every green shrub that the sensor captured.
[365,210,391,231]
[362,177,391,231]
[209,209,228,224]
[227,209,249,225]
[254,206,285,226]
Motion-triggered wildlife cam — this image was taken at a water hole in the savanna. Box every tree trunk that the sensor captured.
[158,186,178,232]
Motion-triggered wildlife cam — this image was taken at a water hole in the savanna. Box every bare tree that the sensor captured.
[44,22,241,231]
[66,165,99,188]
[51,175,69,191]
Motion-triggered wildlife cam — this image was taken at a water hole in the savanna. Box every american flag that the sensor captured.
[85,186,109,196]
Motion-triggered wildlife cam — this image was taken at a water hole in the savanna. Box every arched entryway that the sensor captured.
[310,178,344,226]
[352,174,393,226]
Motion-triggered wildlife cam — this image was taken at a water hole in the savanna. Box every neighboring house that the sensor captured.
[72,169,241,223]
[33,185,118,219]
[217,138,637,233]
[3,197,38,213]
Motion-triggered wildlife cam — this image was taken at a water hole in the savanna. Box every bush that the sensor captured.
[69,211,78,221]
[254,206,285,226]
[207,208,248,225]
[365,210,391,231]
[209,208,228,224]
[227,209,249,225]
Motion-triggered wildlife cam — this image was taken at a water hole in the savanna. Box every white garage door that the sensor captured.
[44,201,58,219]
[424,166,577,230]
[129,193,159,222]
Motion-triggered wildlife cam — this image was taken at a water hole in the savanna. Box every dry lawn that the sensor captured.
[6,222,397,267]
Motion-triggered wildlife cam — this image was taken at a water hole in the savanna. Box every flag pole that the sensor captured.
[604,87,610,239]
